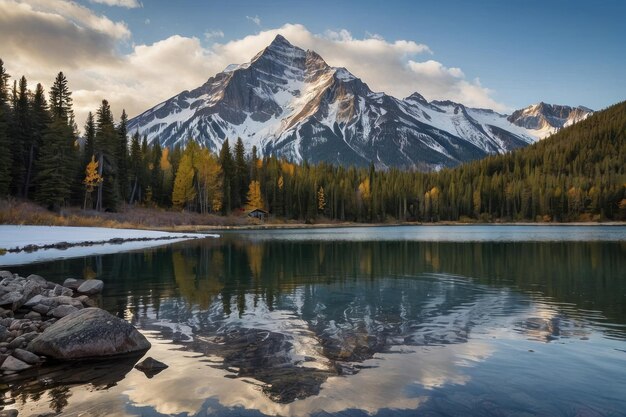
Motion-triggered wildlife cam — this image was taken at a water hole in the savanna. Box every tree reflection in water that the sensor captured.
[8,234,626,410]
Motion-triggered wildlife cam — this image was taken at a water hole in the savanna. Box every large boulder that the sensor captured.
[27,308,150,359]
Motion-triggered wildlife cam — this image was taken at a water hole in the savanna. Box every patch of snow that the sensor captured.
[0,225,217,266]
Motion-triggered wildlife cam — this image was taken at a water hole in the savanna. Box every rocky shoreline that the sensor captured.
[0,271,150,378]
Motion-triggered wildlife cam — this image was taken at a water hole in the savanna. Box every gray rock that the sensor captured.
[21,331,39,343]
[134,356,168,378]
[28,308,151,359]
[7,336,25,350]
[63,278,85,290]
[0,325,8,341]
[0,271,13,280]
[0,409,18,417]
[26,274,47,285]
[9,320,24,331]
[24,311,41,320]
[50,305,79,318]
[52,285,73,297]
[1,355,31,371]
[32,304,50,315]
[39,296,83,309]
[77,280,104,295]
[24,294,44,307]
[12,348,41,364]
[22,279,46,301]
[0,292,24,311]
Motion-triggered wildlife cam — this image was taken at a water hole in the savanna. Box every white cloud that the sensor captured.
[0,4,506,131]
[144,18,150,25]
[204,29,224,41]
[246,15,261,26]
[90,0,141,8]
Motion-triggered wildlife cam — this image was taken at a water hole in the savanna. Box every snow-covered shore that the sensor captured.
[0,225,217,266]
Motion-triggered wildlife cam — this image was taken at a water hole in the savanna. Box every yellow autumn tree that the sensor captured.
[358,177,371,201]
[172,153,196,210]
[83,155,103,210]
[245,180,264,210]
[317,186,326,212]
[195,148,223,214]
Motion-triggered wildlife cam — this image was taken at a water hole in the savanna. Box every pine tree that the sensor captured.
[25,83,50,198]
[94,100,119,211]
[117,109,129,201]
[234,137,248,207]
[83,112,96,167]
[10,76,30,196]
[34,117,74,208]
[0,59,11,196]
[128,131,142,204]
[151,141,162,204]
[219,139,234,212]
[34,73,76,208]
[49,72,73,121]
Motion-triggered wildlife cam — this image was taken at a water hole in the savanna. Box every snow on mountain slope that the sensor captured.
[128,35,590,170]
[507,102,593,137]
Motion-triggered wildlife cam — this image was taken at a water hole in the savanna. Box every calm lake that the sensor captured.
[5,225,626,416]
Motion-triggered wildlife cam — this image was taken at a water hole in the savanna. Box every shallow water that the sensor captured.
[5,226,626,416]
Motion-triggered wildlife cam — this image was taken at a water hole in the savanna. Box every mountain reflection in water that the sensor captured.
[6,230,626,416]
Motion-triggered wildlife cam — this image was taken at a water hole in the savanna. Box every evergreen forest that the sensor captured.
[0,60,624,223]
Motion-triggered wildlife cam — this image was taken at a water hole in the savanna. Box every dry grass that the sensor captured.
[0,198,253,231]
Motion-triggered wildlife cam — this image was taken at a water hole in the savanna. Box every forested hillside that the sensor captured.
[0,59,623,222]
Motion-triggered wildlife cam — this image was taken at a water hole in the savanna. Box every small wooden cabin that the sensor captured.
[247,208,269,221]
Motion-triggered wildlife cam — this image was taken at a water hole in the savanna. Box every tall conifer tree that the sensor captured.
[0,59,11,196]
[34,73,76,208]
[219,139,234,212]
[117,109,129,200]
[94,99,119,210]
[10,76,30,196]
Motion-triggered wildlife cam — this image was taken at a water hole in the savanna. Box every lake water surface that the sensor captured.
[5,226,626,416]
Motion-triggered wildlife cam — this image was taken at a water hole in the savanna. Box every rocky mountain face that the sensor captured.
[128,35,590,170]
[507,102,593,135]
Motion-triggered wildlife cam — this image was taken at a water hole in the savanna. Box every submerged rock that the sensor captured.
[28,308,150,359]
[77,280,104,295]
[62,278,85,291]
[134,356,168,378]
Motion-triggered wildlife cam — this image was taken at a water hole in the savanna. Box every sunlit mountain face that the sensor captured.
[128,36,591,170]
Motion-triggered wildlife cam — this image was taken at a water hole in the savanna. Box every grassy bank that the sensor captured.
[1,199,623,233]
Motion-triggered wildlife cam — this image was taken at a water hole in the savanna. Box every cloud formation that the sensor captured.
[204,29,225,41]
[246,15,261,26]
[90,0,141,8]
[0,1,506,131]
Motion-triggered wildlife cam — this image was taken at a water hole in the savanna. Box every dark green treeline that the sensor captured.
[0,59,623,221]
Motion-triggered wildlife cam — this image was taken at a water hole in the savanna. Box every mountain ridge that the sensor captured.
[128,35,592,170]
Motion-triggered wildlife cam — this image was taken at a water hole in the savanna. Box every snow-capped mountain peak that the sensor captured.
[128,36,591,170]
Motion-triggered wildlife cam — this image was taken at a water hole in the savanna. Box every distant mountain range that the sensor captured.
[127,35,592,170]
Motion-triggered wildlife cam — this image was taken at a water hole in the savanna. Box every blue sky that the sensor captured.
[1,0,623,123]
[82,0,626,110]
